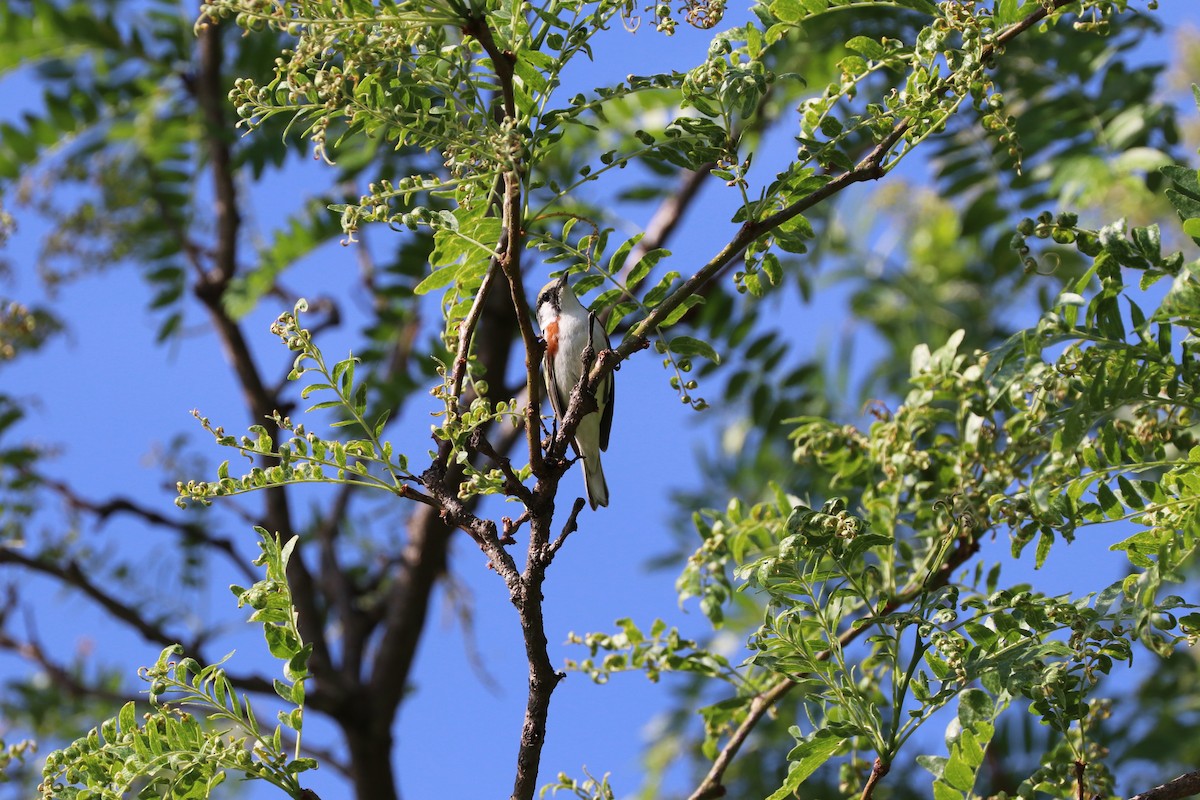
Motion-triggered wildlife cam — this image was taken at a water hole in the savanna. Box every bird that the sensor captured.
[535,273,615,509]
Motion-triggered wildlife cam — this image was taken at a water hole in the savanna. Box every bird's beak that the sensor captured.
[556,272,569,290]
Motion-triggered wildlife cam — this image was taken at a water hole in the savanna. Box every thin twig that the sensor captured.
[442,574,506,696]
[545,497,586,561]
[471,429,536,505]
[0,625,126,705]
[590,0,1077,398]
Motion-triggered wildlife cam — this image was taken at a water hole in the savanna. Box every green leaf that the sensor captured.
[933,779,964,800]
[943,756,975,792]
[1095,483,1122,519]
[118,701,137,734]
[846,36,885,60]
[1034,529,1052,569]
[769,729,844,799]
[413,262,467,296]
[670,335,720,364]
[770,0,804,23]
[994,0,1019,25]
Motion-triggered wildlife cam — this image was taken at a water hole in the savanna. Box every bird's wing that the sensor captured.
[595,317,615,452]
[599,370,614,452]
[543,320,568,420]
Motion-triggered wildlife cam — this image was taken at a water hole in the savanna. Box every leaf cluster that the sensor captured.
[39,529,315,799]
[569,162,1200,796]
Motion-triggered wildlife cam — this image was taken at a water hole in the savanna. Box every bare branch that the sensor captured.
[509,532,563,800]
[0,548,274,696]
[0,605,126,705]
[860,758,890,800]
[0,548,185,650]
[448,260,504,413]
[470,428,535,505]
[1129,771,1200,800]
[497,172,546,478]
[30,469,256,583]
[464,13,517,121]
[194,22,240,289]
[545,497,586,561]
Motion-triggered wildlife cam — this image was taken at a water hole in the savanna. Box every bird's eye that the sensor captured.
[538,291,549,304]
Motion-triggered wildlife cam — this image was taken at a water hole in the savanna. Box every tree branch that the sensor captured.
[465,12,517,121]
[860,758,890,800]
[0,548,273,696]
[497,172,546,479]
[545,497,586,561]
[448,260,504,415]
[194,22,240,289]
[687,528,981,800]
[0,603,126,705]
[593,0,1077,398]
[30,469,257,583]
[190,19,333,691]
[1129,771,1200,800]
[509,514,563,800]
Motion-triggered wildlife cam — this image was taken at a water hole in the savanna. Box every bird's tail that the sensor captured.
[582,450,609,509]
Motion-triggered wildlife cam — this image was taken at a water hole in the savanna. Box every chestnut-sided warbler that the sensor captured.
[535,274,615,509]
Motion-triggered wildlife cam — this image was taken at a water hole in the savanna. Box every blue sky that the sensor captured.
[2,2,1199,799]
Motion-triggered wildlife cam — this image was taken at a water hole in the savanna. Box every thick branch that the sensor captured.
[465,13,517,120]
[860,758,890,800]
[194,23,240,288]
[1129,771,1200,800]
[509,566,562,800]
[510,485,565,800]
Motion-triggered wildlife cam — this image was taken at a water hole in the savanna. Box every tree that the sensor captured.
[2,1,1199,799]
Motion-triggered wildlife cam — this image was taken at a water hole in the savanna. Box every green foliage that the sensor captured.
[0,737,34,783]
[177,300,418,505]
[176,298,533,506]
[540,767,616,800]
[38,529,314,799]
[565,618,741,685]
[3,0,1196,799]
[569,178,1200,797]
